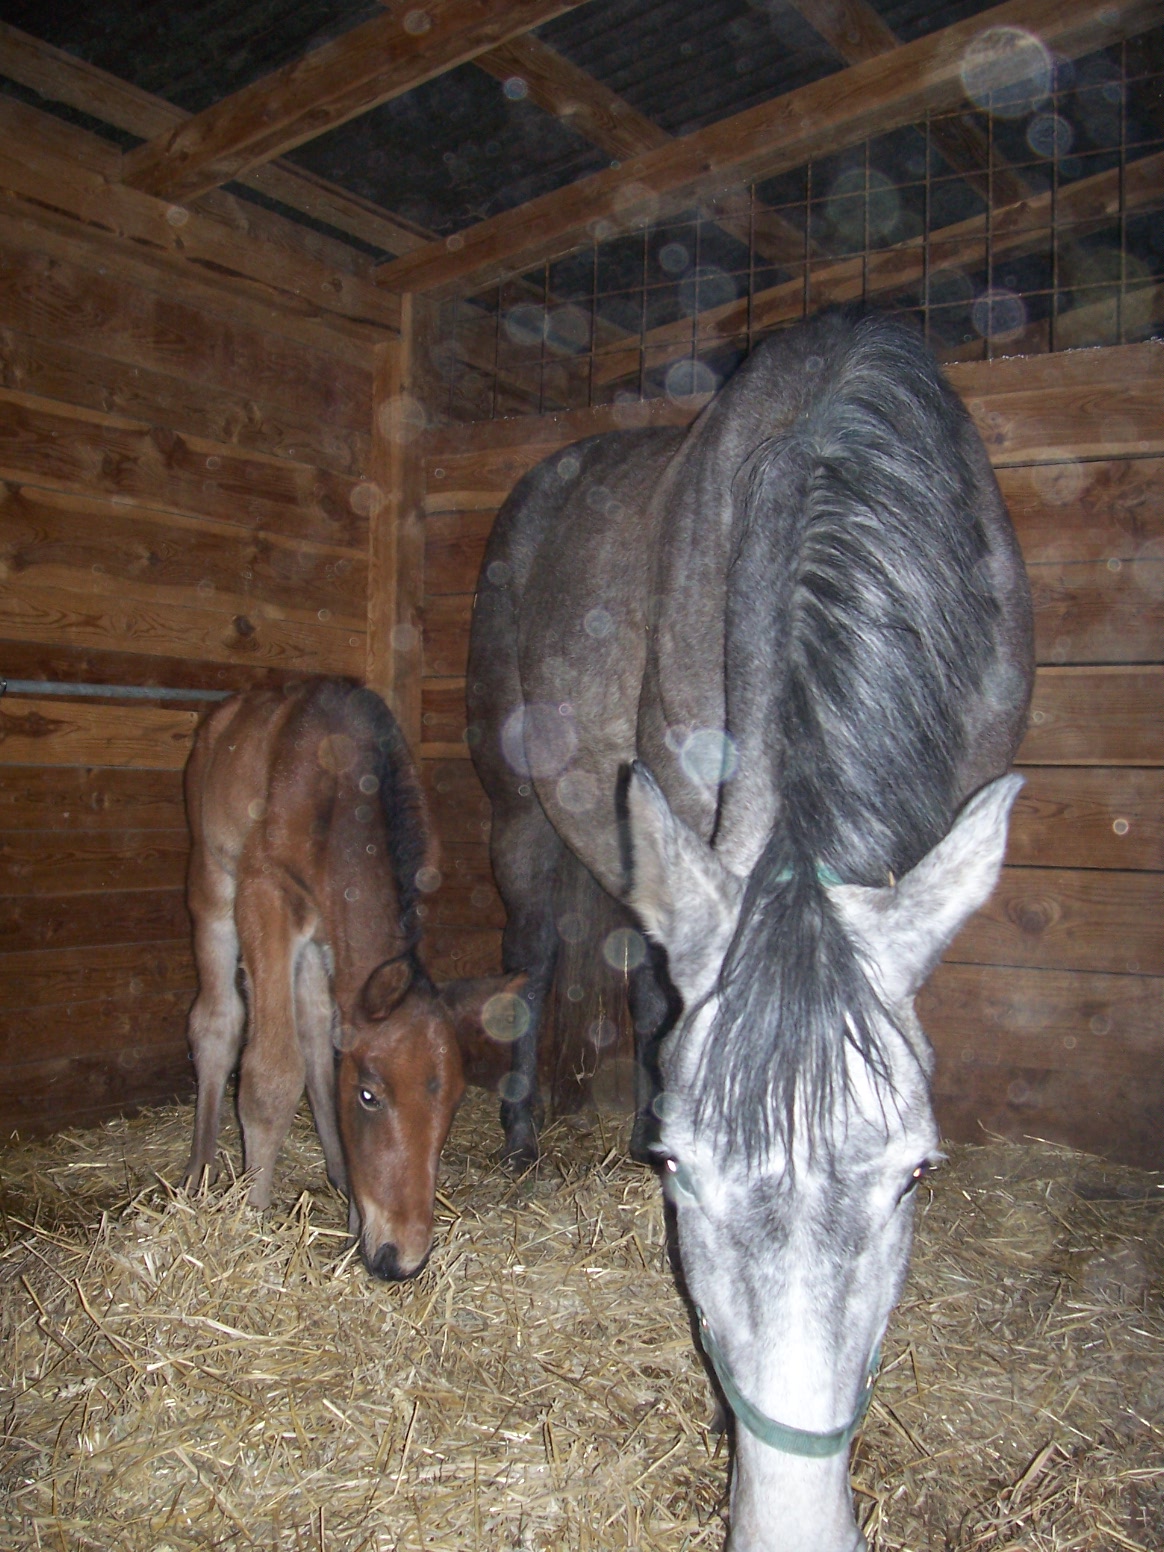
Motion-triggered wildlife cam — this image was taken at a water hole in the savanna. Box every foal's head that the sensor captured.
[335,958,464,1281]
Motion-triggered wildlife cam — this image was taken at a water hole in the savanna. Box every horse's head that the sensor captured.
[335,960,465,1281]
[626,765,1021,1552]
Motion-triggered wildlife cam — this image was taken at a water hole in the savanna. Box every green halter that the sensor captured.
[666,1159,879,1458]
[696,1309,880,1458]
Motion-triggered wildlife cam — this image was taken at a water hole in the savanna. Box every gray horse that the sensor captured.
[468,312,1033,1551]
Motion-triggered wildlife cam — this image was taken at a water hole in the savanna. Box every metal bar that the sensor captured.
[1,680,230,701]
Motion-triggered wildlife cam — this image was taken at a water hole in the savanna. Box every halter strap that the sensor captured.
[696,1309,880,1458]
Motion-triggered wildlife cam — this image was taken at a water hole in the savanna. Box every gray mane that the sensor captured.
[695,313,1000,1161]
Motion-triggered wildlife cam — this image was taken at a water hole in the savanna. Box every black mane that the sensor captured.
[696,314,1001,1160]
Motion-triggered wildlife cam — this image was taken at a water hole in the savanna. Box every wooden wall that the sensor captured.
[0,99,399,1137]
[415,342,1164,1169]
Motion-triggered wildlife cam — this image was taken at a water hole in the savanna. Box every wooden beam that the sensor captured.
[785,0,1033,205]
[476,33,812,267]
[476,32,670,160]
[119,0,585,204]
[0,21,433,258]
[376,0,1163,297]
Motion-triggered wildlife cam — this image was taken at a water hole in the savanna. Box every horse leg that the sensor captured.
[628,943,678,1161]
[296,941,348,1198]
[235,876,307,1209]
[490,802,566,1169]
[184,854,245,1190]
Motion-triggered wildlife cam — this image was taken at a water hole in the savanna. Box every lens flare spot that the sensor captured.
[680,728,739,785]
[603,927,647,971]
[317,734,358,774]
[960,27,1052,119]
[557,769,598,813]
[415,866,442,893]
[484,994,531,1044]
[583,607,614,639]
[501,703,578,779]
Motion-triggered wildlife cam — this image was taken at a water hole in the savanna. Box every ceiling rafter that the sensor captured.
[376,0,1163,298]
[118,0,586,205]
[475,32,815,266]
[0,21,432,257]
[785,0,1034,205]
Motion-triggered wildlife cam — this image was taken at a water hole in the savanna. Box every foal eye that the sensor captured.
[358,1087,381,1110]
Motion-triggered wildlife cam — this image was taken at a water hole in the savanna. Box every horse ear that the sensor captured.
[624,761,743,1002]
[359,957,413,1022]
[829,774,1023,1004]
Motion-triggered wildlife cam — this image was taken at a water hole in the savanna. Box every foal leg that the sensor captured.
[296,941,348,1198]
[184,855,246,1190]
[235,877,307,1209]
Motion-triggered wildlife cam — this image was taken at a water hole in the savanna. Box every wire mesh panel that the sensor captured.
[430,35,1164,422]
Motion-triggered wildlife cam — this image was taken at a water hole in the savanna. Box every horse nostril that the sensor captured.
[366,1242,405,1281]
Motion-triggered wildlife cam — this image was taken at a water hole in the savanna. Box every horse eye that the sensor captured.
[358,1087,381,1110]
[901,1161,931,1198]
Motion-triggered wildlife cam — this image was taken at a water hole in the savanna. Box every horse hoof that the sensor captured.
[501,1133,539,1173]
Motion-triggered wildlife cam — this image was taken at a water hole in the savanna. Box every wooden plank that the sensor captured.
[425,511,497,596]
[0,830,188,897]
[945,338,1164,398]
[0,389,365,548]
[0,989,191,1066]
[120,0,585,203]
[948,866,1163,976]
[0,218,374,451]
[999,457,1164,564]
[920,963,1164,1167]
[1020,666,1164,766]
[1010,767,1164,872]
[420,846,506,931]
[0,767,184,832]
[0,21,435,260]
[1029,559,1164,664]
[0,939,191,1011]
[0,637,310,700]
[423,593,473,680]
[423,758,494,849]
[422,925,504,982]
[367,312,426,749]
[377,0,1164,295]
[0,98,399,341]
[964,381,1164,466]
[0,580,364,682]
[0,888,189,955]
[422,679,472,748]
[0,700,198,771]
[0,322,369,479]
[0,1041,194,1139]
[0,484,366,624]
[0,191,375,381]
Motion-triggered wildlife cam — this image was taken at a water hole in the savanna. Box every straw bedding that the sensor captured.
[2,1090,1162,1551]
